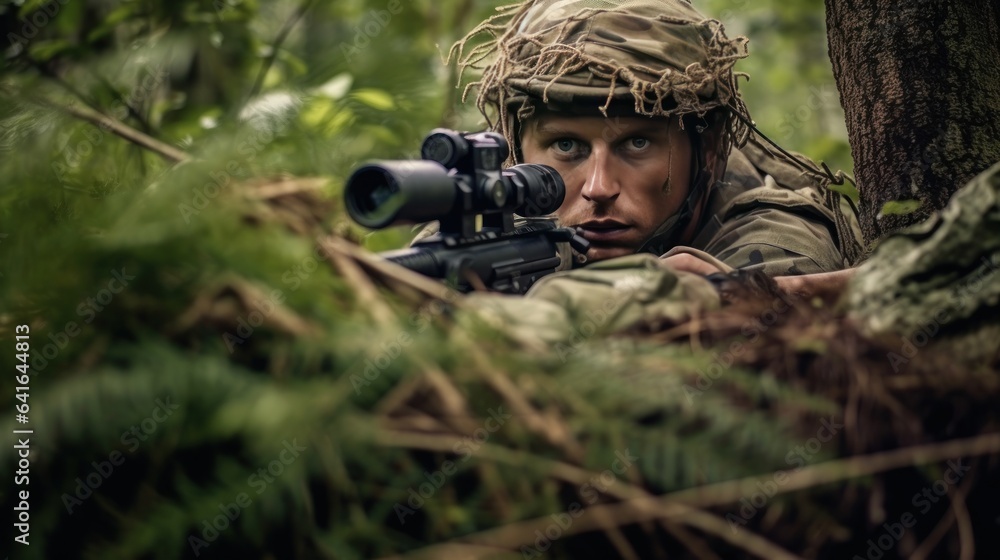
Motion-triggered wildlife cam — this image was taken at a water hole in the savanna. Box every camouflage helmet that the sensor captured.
[451,0,754,162]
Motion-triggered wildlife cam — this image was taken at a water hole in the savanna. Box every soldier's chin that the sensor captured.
[582,244,634,262]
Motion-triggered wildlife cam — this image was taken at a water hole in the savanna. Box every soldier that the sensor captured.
[451,0,863,278]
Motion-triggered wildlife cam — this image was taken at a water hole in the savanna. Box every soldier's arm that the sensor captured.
[773,268,856,302]
[698,205,848,276]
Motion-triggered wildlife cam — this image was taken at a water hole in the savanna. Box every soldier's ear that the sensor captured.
[513,109,549,164]
[510,114,529,164]
[700,125,722,179]
[689,110,727,183]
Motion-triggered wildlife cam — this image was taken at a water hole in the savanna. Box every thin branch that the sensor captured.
[48,100,190,164]
[416,364,475,433]
[322,235,458,303]
[670,508,803,560]
[452,327,585,462]
[953,476,975,560]
[245,0,315,103]
[373,430,800,560]
[375,431,1000,559]
[33,61,102,114]
[910,470,977,560]
[594,509,642,560]
[32,58,156,134]
[94,73,154,133]
[319,237,398,328]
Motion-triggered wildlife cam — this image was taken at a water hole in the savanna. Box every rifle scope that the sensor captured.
[344,129,564,230]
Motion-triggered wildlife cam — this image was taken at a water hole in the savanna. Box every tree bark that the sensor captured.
[825,0,1000,247]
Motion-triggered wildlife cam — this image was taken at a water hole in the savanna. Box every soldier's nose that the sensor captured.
[581,156,620,204]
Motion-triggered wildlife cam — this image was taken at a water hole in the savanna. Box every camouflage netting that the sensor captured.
[848,160,1000,366]
[450,0,753,162]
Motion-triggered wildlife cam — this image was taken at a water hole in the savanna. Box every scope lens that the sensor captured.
[422,129,467,168]
[351,172,398,213]
[487,179,508,208]
[507,163,565,217]
[345,167,404,228]
[368,182,396,209]
[344,161,456,229]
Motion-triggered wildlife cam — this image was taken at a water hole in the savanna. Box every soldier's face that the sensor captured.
[520,112,692,261]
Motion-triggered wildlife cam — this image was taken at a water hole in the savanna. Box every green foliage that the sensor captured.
[879,199,923,216]
[705,0,854,175]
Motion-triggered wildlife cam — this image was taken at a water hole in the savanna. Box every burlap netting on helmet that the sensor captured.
[450,0,754,162]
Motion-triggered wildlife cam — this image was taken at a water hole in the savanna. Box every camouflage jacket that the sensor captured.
[638,137,863,277]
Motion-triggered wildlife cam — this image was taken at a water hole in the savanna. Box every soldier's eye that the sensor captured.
[554,139,577,153]
[629,137,649,150]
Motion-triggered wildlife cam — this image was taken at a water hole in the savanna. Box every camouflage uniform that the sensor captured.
[650,136,863,277]
[452,0,863,276]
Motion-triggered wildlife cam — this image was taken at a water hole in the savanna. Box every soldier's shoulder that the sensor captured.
[695,136,865,266]
[714,140,836,221]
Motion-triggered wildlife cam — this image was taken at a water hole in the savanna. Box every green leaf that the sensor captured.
[18,0,54,17]
[86,3,136,43]
[880,199,922,216]
[828,181,859,203]
[27,39,73,62]
[299,96,356,138]
[315,74,353,100]
[351,89,395,111]
[278,49,309,77]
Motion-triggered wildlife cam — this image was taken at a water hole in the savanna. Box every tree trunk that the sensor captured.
[824,0,1000,248]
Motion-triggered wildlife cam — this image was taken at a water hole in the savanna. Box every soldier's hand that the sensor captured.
[774,268,856,303]
[659,253,728,276]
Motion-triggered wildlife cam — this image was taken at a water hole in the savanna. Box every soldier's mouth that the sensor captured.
[576,221,630,242]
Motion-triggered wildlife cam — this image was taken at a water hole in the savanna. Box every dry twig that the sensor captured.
[54,101,190,163]
[374,431,1000,559]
